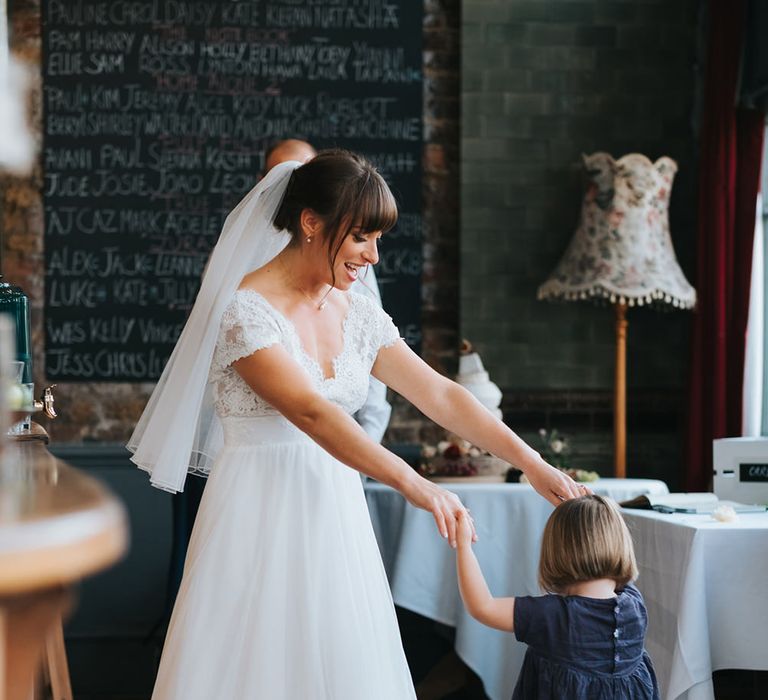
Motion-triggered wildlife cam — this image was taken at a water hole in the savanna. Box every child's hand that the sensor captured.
[456,510,475,549]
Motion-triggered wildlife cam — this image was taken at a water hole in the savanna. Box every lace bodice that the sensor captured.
[210,289,400,418]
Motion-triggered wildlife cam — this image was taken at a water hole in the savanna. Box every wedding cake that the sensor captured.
[456,340,503,419]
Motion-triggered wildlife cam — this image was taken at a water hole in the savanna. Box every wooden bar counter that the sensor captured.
[0,440,128,700]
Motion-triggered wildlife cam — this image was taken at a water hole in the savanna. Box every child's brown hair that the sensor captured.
[539,494,638,593]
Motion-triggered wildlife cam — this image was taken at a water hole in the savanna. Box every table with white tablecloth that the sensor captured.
[364,478,669,700]
[622,509,768,700]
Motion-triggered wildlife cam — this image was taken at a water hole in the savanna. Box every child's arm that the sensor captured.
[455,511,516,633]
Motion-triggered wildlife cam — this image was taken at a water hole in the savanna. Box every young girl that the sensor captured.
[456,495,660,699]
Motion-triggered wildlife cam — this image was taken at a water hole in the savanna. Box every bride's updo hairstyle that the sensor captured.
[273,149,398,283]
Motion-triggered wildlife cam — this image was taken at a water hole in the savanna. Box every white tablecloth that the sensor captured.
[364,478,669,700]
[622,509,768,700]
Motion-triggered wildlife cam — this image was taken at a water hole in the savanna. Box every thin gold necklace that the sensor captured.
[279,256,331,311]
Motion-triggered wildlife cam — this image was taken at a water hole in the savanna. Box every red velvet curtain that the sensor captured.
[685,1,766,490]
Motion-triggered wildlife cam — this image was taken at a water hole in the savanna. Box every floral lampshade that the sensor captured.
[537,152,696,309]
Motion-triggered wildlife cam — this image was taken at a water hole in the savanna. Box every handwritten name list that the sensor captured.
[43,0,423,380]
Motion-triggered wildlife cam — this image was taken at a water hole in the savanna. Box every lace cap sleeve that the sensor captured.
[212,291,282,375]
[378,307,400,350]
[351,292,400,350]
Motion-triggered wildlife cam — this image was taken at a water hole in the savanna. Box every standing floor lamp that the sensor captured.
[538,153,696,477]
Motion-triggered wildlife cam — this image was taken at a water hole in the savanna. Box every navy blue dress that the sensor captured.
[512,584,660,699]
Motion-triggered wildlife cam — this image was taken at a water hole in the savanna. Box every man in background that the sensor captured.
[264,138,392,443]
[264,138,316,172]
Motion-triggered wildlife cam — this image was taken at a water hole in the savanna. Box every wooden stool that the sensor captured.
[38,617,73,700]
[0,442,128,700]
[0,589,71,700]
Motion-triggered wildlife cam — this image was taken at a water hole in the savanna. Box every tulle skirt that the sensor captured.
[151,417,416,700]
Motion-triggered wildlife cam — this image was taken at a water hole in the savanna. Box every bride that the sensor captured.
[128,150,585,699]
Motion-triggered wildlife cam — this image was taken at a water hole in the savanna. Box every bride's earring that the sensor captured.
[306,236,312,243]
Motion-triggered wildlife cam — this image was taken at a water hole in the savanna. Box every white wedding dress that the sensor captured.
[151,289,416,700]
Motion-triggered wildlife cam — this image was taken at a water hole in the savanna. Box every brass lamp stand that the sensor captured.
[614,303,627,478]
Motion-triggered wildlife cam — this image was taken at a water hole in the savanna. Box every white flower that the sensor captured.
[712,504,738,523]
[437,441,451,454]
[421,445,437,458]
[468,447,481,457]
[551,439,565,454]
[539,428,547,438]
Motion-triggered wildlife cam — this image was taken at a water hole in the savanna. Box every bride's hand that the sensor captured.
[400,474,477,548]
[524,460,588,505]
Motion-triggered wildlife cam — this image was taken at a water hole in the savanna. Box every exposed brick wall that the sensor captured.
[388,0,461,445]
[2,0,461,444]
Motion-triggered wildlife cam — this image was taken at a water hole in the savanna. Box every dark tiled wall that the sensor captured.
[461,0,700,390]
[460,0,702,482]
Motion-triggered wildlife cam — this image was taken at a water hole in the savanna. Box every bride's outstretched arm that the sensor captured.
[372,341,584,505]
[233,345,476,548]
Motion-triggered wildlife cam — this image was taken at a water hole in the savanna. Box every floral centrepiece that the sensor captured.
[529,428,599,483]
[538,428,571,469]
[419,431,600,483]
[419,437,510,479]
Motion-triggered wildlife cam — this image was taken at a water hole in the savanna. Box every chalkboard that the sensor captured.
[42,0,423,381]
